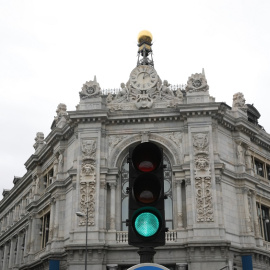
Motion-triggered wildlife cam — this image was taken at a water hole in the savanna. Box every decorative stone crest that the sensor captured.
[79,140,97,226]
[193,133,209,154]
[79,76,101,99]
[186,70,209,93]
[135,90,154,109]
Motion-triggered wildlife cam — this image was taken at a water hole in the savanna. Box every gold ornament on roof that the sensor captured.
[137,30,153,44]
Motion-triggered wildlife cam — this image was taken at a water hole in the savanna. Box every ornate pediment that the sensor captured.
[106,67,184,111]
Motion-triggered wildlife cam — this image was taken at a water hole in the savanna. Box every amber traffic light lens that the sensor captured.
[132,142,162,172]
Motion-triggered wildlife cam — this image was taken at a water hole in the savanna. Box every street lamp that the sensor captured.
[76,205,88,270]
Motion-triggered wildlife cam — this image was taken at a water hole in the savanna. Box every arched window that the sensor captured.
[121,154,173,230]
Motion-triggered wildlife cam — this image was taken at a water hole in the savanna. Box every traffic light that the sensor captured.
[128,142,165,247]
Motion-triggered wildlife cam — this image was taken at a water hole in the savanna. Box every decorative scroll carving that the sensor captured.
[195,177,214,222]
[109,135,128,154]
[79,182,95,226]
[163,132,182,147]
[186,71,209,93]
[79,140,97,226]
[79,76,101,99]
[193,132,213,222]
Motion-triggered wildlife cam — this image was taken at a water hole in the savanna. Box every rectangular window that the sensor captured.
[254,159,264,177]
[40,212,50,248]
[257,204,270,242]
[43,168,54,188]
[266,165,270,181]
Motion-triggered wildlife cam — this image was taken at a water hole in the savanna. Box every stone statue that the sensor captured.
[232,92,246,109]
[236,142,243,163]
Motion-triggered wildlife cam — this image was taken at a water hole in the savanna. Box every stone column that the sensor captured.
[49,198,56,241]
[15,232,23,266]
[107,264,118,270]
[185,178,192,227]
[8,237,16,268]
[109,182,117,230]
[242,188,252,233]
[251,191,260,237]
[53,198,60,239]
[2,243,9,270]
[24,226,30,258]
[175,179,183,228]
[29,216,37,253]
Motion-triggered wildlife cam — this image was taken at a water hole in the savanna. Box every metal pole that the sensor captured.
[85,205,88,270]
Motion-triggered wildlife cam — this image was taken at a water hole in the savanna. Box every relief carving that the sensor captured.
[79,140,97,226]
[193,133,209,154]
[193,132,213,222]
[195,177,214,222]
[195,155,210,171]
[186,71,209,93]
[79,76,101,99]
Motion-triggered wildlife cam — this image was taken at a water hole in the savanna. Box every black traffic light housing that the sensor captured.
[128,142,165,247]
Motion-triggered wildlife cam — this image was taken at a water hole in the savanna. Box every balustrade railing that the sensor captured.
[116,230,177,243]
[101,84,186,96]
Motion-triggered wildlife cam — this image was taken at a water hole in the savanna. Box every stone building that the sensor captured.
[1,31,270,270]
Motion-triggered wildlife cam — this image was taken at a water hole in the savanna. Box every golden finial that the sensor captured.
[137,30,153,44]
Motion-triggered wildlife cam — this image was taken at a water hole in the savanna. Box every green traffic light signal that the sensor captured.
[135,212,159,237]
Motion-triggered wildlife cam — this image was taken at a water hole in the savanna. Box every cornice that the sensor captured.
[0,170,32,210]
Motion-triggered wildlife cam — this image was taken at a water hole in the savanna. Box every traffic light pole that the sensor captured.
[138,247,156,263]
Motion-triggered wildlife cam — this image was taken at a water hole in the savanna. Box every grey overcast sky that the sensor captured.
[1,0,270,199]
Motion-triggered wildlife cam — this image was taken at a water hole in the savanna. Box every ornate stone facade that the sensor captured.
[1,39,270,270]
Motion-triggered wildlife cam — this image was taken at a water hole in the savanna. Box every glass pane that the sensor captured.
[122,197,128,222]
[164,179,171,193]
[165,197,172,219]
[166,221,172,230]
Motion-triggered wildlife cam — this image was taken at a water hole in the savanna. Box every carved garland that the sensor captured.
[193,133,214,222]
[79,140,97,226]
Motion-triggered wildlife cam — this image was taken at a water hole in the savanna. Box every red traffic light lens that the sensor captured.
[132,142,162,172]
[134,174,161,204]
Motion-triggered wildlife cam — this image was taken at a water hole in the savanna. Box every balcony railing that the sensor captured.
[116,230,177,243]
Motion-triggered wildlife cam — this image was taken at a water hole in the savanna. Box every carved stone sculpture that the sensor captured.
[195,177,214,222]
[79,140,97,226]
[33,132,45,152]
[54,103,68,124]
[232,92,247,110]
[186,71,209,93]
[79,76,101,99]
[193,133,209,154]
